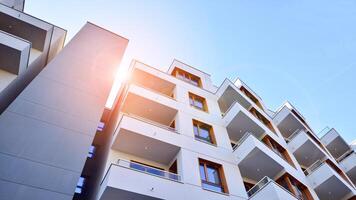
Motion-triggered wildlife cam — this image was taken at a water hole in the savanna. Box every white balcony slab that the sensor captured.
[307,162,355,200]
[99,163,246,200]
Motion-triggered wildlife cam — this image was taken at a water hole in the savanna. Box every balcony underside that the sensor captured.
[326,137,350,160]
[308,163,355,200]
[225,104,265,142]
[314,176,353,200]
[101,187,162,200]
[236,136,284,182]
[276,112,305,139]
[122,89,177,126]
[112,127,180,165]
[291,137,325,167]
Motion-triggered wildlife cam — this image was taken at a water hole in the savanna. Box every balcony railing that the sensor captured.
[122,113,178,133]
[285,129,302,143]
[337,149,354,163]
[247,176,297,199]
[101,160,182,187]
[232,131,253,150]
[304,159,324,176]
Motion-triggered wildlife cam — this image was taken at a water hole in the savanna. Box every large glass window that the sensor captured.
[193,120,215,144]
[173,67,202,87]
[189,92,208,111]
[199,159,228,193]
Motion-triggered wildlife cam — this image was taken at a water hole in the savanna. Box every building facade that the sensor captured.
[0,1,355,200]
[91,60,356,200]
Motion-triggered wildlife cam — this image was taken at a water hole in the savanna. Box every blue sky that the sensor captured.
[26,0,356,143]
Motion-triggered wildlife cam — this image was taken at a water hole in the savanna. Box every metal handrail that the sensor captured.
[100,160,182,186]
[123,113,178,133]
[337,149,354,163]
[233,132,253,150]
[117,159,181,182]
[221,101,239,117]
[304,159,324,176]
[286,129,302,143]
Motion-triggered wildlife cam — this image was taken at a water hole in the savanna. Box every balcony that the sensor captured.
[0,30,30,75]
[321,128,352,161]
[305,160,356,200]
[122,85,178,129]
[288,130,328,168]
[130,68,176,99]
[223,101,277,146]
[112,114,180,166]
[339,149,356,185]
[273,102,313,139]
[247,177,297,200]
[99,160,182,200]
[233,133,293,183]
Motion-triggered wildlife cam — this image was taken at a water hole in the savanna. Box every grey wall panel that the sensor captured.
[0,153,79,195]
[0,180,72,200]
[0,111,93,172]
[0,23,128,199]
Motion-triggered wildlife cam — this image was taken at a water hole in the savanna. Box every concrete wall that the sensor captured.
[0,22,128,200]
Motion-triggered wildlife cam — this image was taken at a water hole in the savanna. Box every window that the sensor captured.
[87,145,95,158]
[189,92,208,111]
[97,122,105,132]
[193,120,215,144]
[172,67,202,87]
[199,159,228,193]
[75,177,85,194]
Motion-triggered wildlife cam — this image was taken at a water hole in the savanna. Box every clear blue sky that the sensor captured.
[26,0,356,143]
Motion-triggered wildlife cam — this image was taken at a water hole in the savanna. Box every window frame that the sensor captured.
[198,159,228,194]
[172,67,202,88]
[189,92,208,112]
[193,119,216,145]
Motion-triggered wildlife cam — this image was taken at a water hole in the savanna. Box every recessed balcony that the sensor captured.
[288,130,328,168]
[0,4,53,52]
[321,128,352,161]
[130,68,176,99]
[247,177,298,200]
[305,160,356,200]
[122,86,178,129]
[0,30,30,75]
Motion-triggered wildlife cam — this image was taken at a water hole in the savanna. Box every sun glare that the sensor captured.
[105,63,131,108]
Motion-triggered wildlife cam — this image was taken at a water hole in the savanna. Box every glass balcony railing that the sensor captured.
[117,159,181,182]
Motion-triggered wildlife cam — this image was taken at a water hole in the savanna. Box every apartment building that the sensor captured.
[0,1,355,199]
[81,58,355,200]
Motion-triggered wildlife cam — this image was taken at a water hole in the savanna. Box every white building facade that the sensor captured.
[94,60,356,200]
